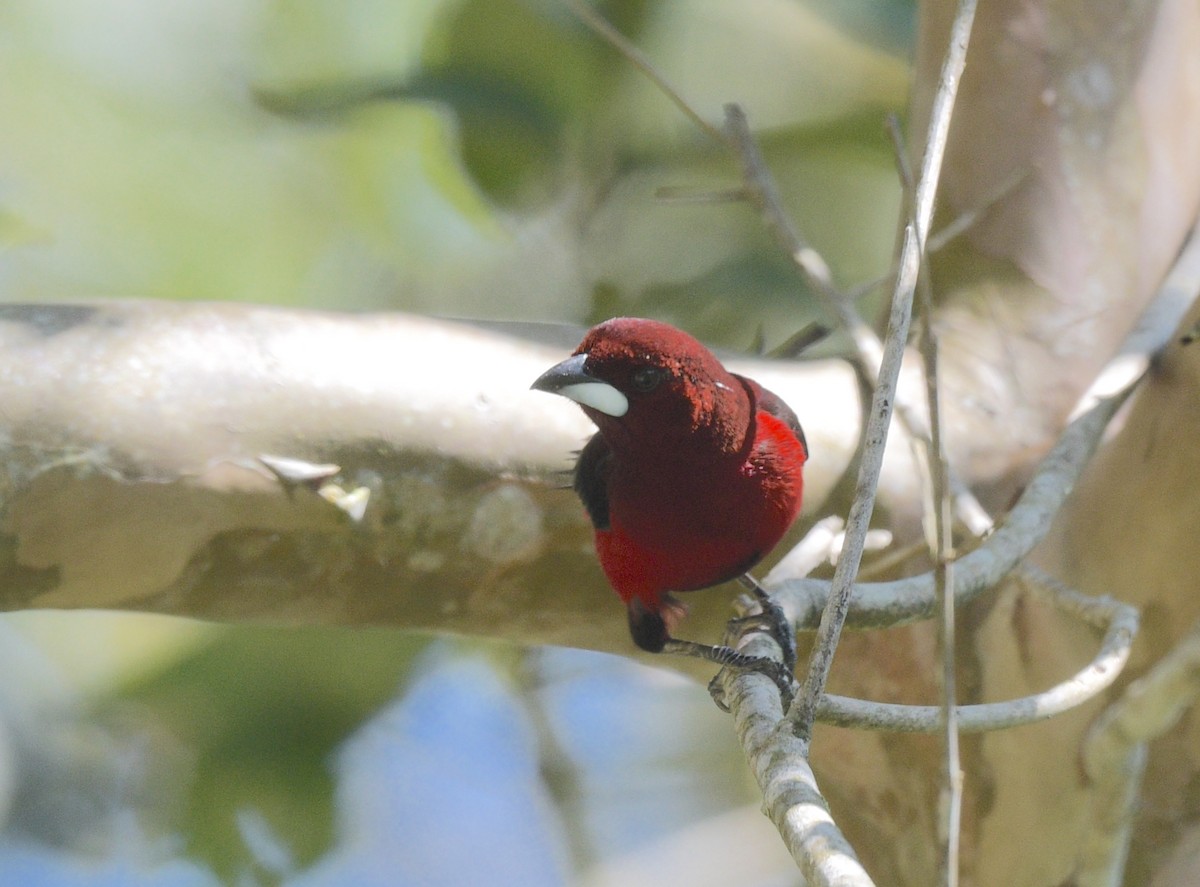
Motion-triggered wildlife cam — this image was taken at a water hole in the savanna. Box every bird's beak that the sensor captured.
[530,353,629,418]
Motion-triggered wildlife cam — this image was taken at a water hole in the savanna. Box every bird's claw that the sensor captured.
[707,673,732,712]
[706,657,796,714]
[664,637,796,713]
[734,575,798,675]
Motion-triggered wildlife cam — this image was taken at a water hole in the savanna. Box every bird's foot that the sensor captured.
[733,574,798,675]
[664,639,796,713]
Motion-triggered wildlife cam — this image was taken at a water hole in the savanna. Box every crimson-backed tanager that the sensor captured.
[532,317,807,697]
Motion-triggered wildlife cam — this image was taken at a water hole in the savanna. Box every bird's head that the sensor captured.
[531,317,750,453]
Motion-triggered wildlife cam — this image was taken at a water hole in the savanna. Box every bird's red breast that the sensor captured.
[532,318,807,651]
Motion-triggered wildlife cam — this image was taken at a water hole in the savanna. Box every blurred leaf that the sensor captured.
[288,647,569,887]
[255,0,455,88]
[582,113,901,351]
[607,0,912,153]
[330,102,508,257]
[111,626,430,881]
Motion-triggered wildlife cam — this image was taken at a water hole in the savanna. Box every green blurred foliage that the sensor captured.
[0,0,911,335]
[112,626,429,880]
[0,0,915,882]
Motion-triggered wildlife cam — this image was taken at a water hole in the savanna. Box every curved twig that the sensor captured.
[787,0,978,741]
[814,567,1139,732]
[771,382,1136,630]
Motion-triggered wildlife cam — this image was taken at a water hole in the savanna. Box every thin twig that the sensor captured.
[925,168,1029,253]
[814,569,1139,732]
[723,103,881,386]
[560,0,728,145]
[728,102,992,537]
[915,192,962,887]
[786,267,911,735]
[787,0,979,742]
[884,114,994,538]
[899,92,964,887]
[885,114,1027,256]
[772,382,1136,630]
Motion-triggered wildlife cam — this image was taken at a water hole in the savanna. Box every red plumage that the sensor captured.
[532,317,807,654]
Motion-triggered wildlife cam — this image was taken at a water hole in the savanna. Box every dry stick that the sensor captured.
[776,210,1200,630]
[918,231,963,887]
[785,254,912,735]
[895,103,964,885]
[772,382,1134,635]
[815,569,1139,732]
[883,112,997,542]
[787,0,979,742]
[559,0,728,146]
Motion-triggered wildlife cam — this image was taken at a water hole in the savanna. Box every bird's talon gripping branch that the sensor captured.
[532,318,807,709]
[665,640,797,712]
[707,673,733,713]
[727,611,796,671]
[736,574,798,674]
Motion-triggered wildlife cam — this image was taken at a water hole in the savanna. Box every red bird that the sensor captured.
[532,318,807,694]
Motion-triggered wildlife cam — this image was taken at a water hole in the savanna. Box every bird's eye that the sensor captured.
[630,366,666,392]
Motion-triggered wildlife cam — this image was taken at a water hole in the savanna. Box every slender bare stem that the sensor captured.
[787,0,979,741]
[815,569,1139,732]
[918,230,962,887]
[560,0,728,145]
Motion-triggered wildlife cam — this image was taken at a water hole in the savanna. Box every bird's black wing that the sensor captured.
[737,374,808,458]
[574,432,612,531]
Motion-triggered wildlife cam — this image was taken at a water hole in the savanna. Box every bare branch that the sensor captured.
[814,568,1139,732]
[561,0,727,145]
[0,301,866,662]
[722,633,876,887]
[772,381,1134,631]
[915,172,963,887]
[787,0,980,741]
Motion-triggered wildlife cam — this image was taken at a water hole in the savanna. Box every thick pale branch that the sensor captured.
[0,300,862,660]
